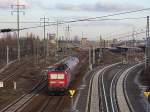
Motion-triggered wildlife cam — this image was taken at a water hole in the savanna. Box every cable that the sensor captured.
[86,17,146,21]
[1,7,150,32]
[113,30,147,40]
[0,17,146,24]
[20,16,148,31]
[0,21,55,24]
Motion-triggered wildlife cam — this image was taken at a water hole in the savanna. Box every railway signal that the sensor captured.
[0,29,16,33]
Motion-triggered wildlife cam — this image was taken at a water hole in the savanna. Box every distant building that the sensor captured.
[80,38,88,47]
[73,35,80,43]
[49,34,56,44]
[48,33,56,56]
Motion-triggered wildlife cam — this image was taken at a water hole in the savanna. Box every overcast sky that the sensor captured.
[0,0,150,40]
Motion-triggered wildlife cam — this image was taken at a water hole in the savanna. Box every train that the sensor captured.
[46,56,79,94]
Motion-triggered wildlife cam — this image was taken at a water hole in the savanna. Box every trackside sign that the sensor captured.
[69,90,76,98]
[0,82,3,88]
[144,92,150,97]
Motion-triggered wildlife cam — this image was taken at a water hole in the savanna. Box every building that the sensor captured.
[80,38,88,47]
[48,33,56,56]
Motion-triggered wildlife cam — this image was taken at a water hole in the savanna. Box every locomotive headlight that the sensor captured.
[50,74,57,79]
[57,74,65,79]
[50,74,64,79]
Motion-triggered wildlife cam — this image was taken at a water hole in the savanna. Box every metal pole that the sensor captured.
[56,20,59,58]
[44,17,46,64]
[99,35,101,64]
[147,16,150,67]
[89,47,92,70]
[33,37,36,65]
[40,17,49,64]
[145,16,149,69]
[11,0,25,61]
[55,20,60,60]
[66,25,71,50]
[68,25,70,42]
[36,36,39,64]
[17,0,20,61]
[7,46,9,65]
[121,47,123,64]
[93,46,95,66]
[47,33,49,57]
[145,37,147,69]
[132,30,135,62]
[71,97,73,111]
[148,16,149,37]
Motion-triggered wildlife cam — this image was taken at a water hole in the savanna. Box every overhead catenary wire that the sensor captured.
[1,7,149,32]
[0,17,146,24]
[114,30,149,40]
[0,21,56,24]
[86,17,147,21]
[19,16,148,31]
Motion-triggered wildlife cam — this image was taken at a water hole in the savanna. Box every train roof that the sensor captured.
[48,64,68,72]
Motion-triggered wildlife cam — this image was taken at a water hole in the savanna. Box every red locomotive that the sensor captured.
[47,56,79,93]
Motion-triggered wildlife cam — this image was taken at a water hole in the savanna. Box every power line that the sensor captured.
[59,8,150,23]
[86,17,147,21]
[0,17,146,24]
[0,21,55,24]
[100,27,148,41]
[116,30,149,40]
[1,7,150,33]
[103,26,146,39]
[19,8,150,31]
[19,16,148,32]
[0,17,146,33]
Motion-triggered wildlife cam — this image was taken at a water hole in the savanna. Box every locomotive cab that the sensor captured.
[47,56,79,94]
[47,64,70,92]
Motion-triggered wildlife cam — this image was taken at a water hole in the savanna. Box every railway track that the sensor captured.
[0,79,46,112]
[0,60,17,74]
[0,59,34,81]
[86,62,142,112]
[116,62,143,112]
[38,96,65,112]
[19,54,89,112]
[0,56,47,82]
[85,67,102,112]
[0,57,73,112]
[99,63,125,112]
[86,63,120,112]
[110,65,133,112]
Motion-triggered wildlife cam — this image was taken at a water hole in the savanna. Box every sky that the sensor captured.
[0,0,150,40]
